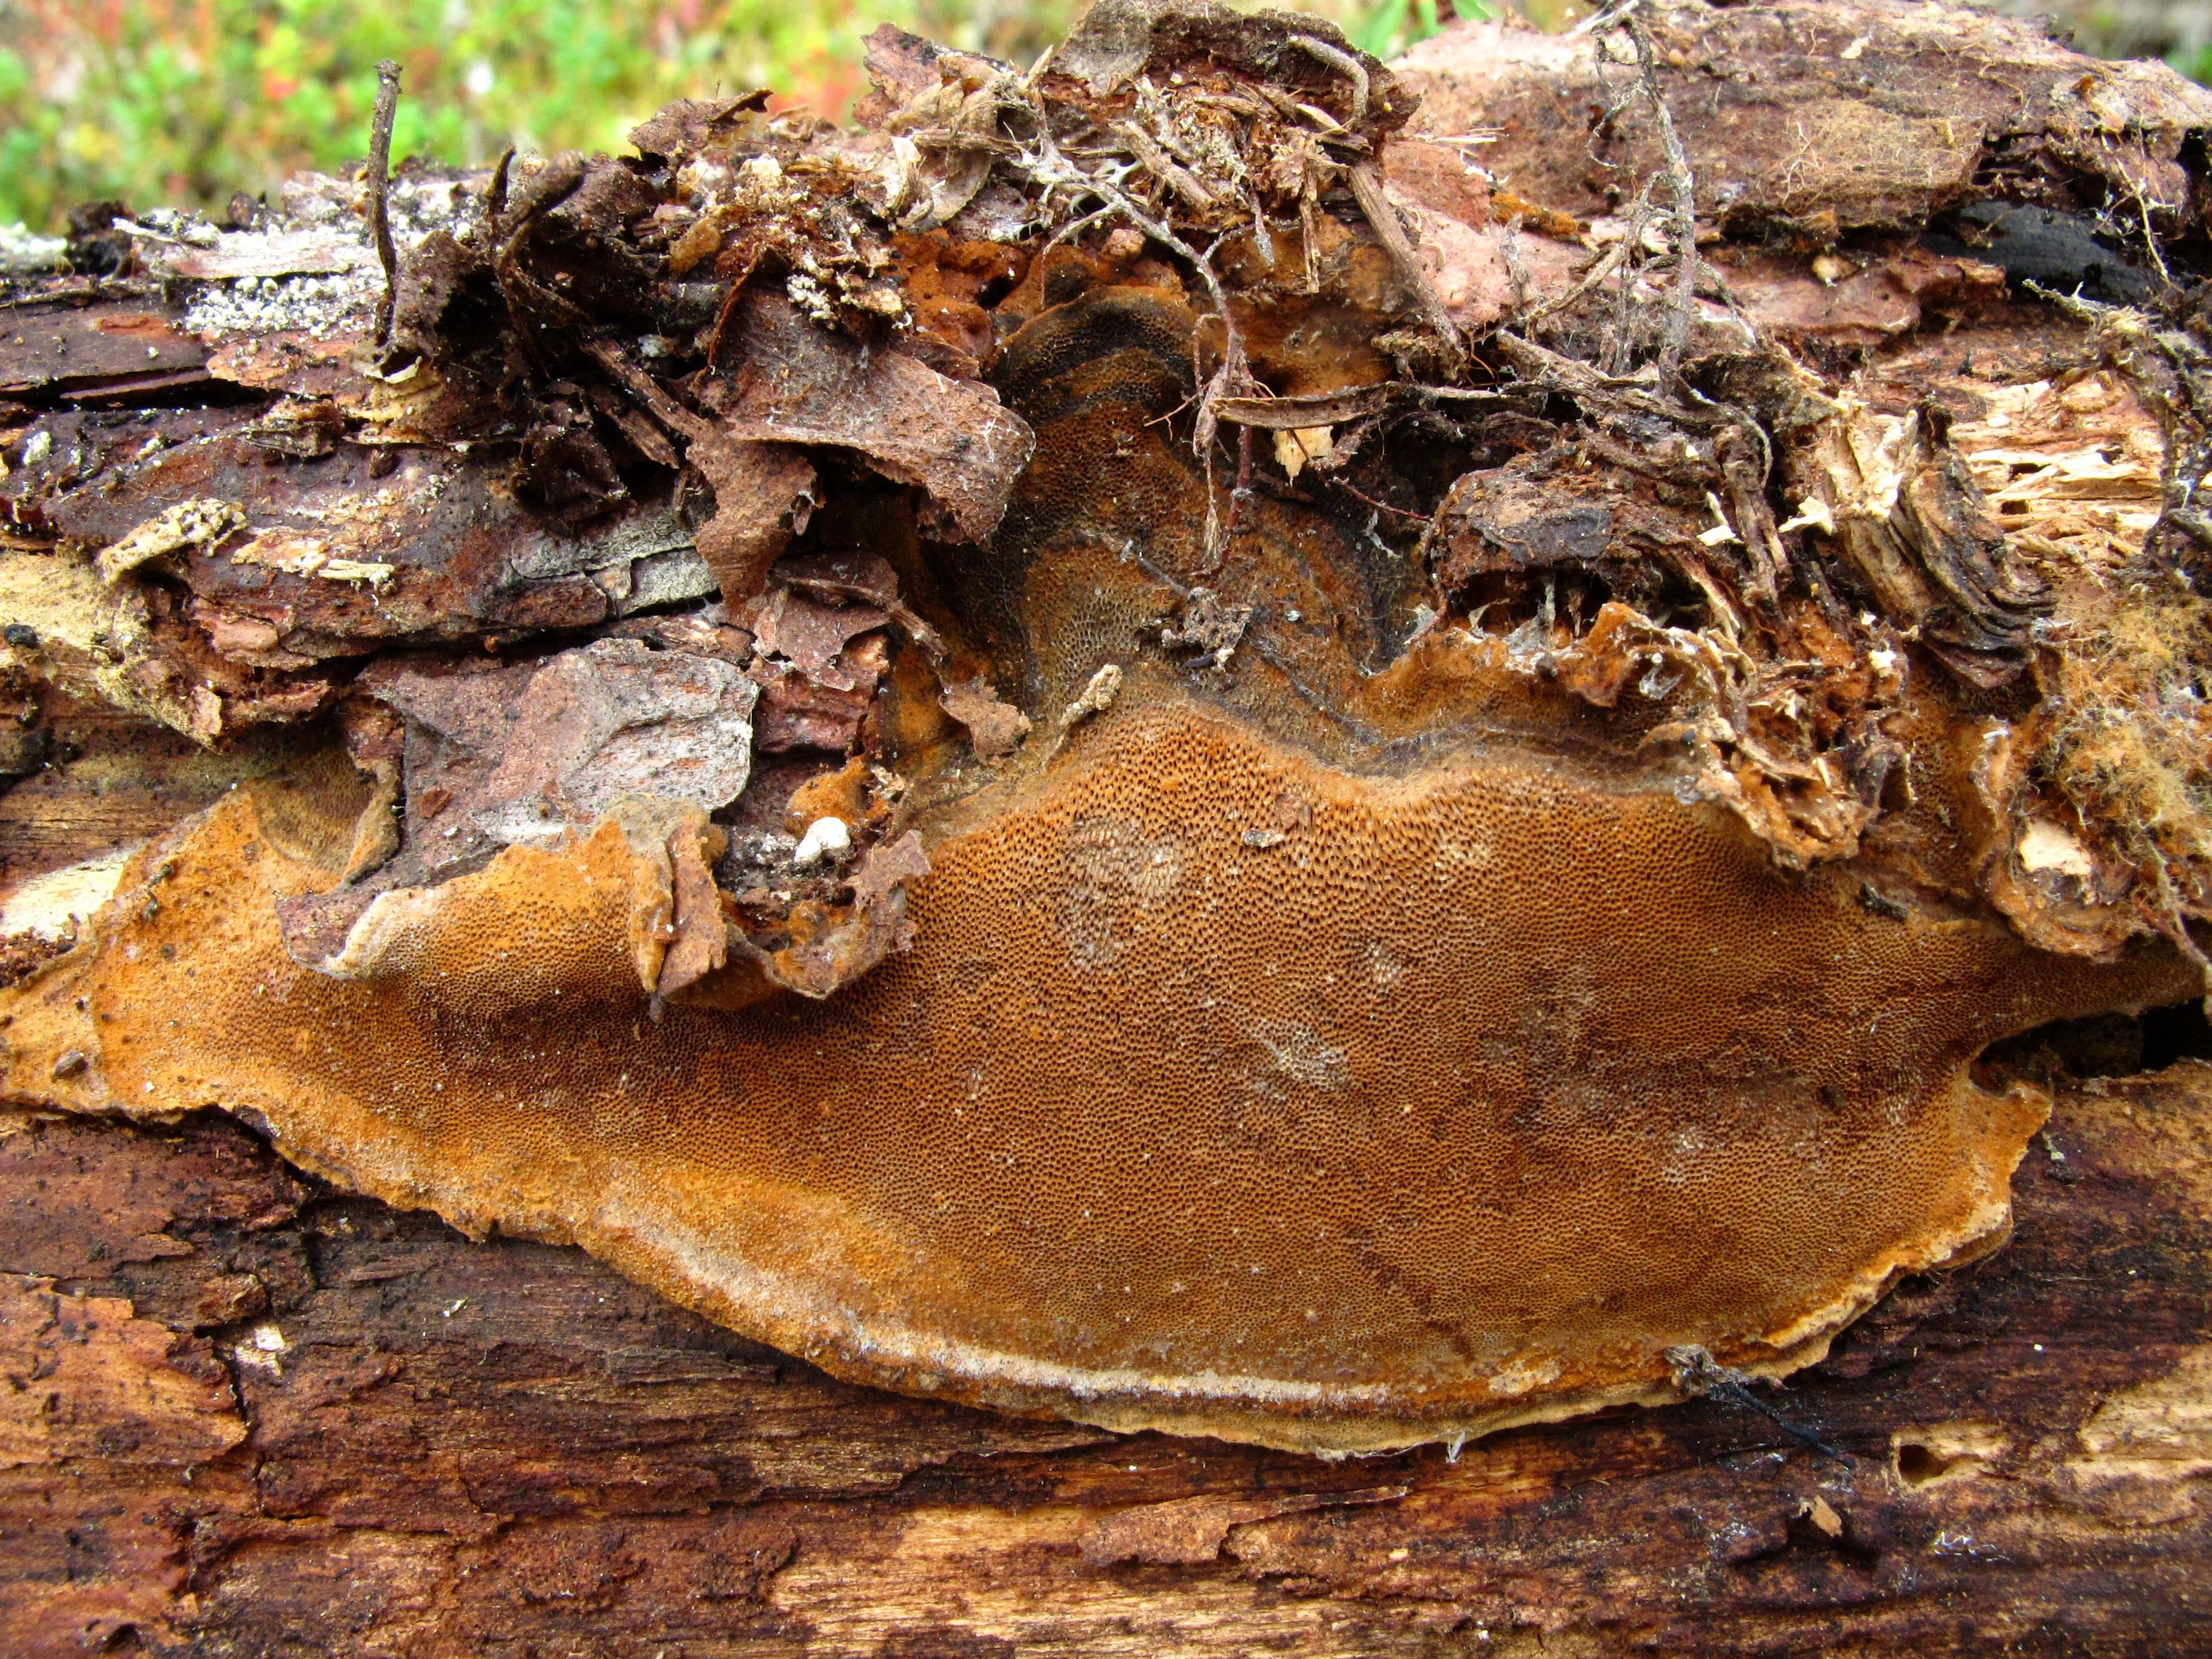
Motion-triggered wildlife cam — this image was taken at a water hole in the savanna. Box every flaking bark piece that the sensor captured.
[8,407,722,674]
[1726,250,2007,349]
[938,675,1031,760]
[275,638,756,974]
[708,292,1034,546]
[627,92,769,163]
[1430,458,1696,617]
[1054,0,1412,142]
[156,229,372,283]
[747,650,882,754]
[777,550,945,654]
[777,551,902,610]
[1382,139,1489,231]
[647,813,734,1002]
[856,24,963,127]
[737,557,899,752]
[434,640,757,845]
[689,434,817,603]
[742,586,890,692]
[848,830,931,913]
[0,301,209,401]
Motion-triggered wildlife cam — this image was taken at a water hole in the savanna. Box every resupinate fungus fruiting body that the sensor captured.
[3,0,2210,1452]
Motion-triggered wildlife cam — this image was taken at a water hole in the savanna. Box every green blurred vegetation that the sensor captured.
[2176,41,2212,84]
[0,0,1512,233]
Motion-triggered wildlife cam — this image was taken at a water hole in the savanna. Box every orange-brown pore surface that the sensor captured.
[0,682,2188,1453]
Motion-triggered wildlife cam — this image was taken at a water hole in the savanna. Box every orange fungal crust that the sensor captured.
[2,692,2187,1452]
[5,0,2212,1458]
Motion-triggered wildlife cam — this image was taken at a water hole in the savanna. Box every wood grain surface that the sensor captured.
[4,1050,2208,1655]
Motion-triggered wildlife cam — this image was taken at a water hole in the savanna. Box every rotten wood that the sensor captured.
[1,1056,2208,1653]
[2,0,2212,1645]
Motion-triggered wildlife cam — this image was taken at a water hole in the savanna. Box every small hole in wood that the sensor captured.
[1894,1441,1950,1486]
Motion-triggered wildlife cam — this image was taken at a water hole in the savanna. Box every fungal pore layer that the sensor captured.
[2,0,2208,1452]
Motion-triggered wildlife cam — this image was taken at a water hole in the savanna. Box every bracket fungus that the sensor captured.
[3,0,2211,1453]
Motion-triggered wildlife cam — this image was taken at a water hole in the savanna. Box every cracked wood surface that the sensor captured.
[2,1057,2208,1655]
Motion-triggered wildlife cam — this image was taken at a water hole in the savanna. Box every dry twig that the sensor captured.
[1347,161,1466,377]
[368,58,403,346]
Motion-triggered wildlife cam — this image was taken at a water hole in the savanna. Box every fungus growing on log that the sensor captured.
[3,0,2211,1453]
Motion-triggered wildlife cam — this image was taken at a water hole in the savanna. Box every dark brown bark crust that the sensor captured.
[4,1056,2209,1656]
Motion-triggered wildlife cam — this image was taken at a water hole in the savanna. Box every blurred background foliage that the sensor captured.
[0,0,1561,231]
[0,0,2199,233]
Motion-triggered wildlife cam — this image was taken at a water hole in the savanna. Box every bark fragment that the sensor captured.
[275,638,758,974]
[688,433,816,603]
[937,675,1031,759]
[1395,2,2212,235]
[707,290,1034,546]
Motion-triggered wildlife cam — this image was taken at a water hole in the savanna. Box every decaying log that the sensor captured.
[3,1061,2210,1653]
[5,0,2212,1645]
